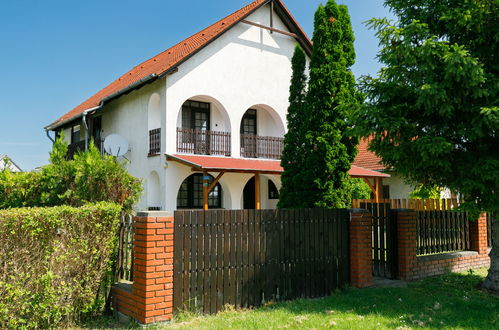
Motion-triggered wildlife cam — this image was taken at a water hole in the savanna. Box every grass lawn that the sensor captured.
[81,269,498,329]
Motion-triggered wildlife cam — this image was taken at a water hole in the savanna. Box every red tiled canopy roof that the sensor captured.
[168,154,390,178]
[353,138,386,171]
[46,0,312,130]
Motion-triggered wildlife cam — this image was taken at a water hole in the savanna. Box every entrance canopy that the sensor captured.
[166,154,390,210]
[166,154,390,178]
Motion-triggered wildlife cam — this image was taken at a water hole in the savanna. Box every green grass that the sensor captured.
[80,269,498,329]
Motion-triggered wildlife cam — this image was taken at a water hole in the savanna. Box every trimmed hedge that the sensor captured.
[0,202,121,328]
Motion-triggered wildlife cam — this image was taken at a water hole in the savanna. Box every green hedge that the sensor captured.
[0,202,121,328]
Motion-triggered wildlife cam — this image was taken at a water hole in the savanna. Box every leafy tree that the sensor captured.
[279,45,308,208]
[350,178,372,200]
[0,136,142,211]
[358,0,498,291]
[409,184,442,199]
[298,0,360,208]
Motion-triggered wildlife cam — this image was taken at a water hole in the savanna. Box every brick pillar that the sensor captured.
[112,211,174,325]
[470,213,488,255]
[394,209,417,281]
[349,209,372,288]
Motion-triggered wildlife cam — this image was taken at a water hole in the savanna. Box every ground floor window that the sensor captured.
[177,174,222,209]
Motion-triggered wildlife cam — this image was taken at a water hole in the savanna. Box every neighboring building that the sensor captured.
[0,155,22,172]
[45,0,388,211]
[353,138,415,199]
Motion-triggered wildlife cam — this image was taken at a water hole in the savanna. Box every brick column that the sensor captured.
[349,209,372,288]
[470,213,488,255]
[112,211,174,325]
[394,209,417,281]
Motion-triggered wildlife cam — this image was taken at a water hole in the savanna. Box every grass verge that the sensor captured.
[80,269,498,329]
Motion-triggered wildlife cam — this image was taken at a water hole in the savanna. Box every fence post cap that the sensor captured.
[136,211,174,217]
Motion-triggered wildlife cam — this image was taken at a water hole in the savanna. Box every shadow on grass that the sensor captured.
[253,272,498,329]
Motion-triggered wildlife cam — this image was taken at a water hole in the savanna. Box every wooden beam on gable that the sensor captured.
[270,0,274,32]
[241,20,298,38]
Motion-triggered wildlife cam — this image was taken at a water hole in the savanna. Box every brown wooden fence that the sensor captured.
[353,198,461,211]
[173,209,349,314]
[487,213,492,248]
[416,211,470,255]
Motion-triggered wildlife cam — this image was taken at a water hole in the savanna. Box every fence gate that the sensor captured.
[173,209,350,315]
[360,202,397,279]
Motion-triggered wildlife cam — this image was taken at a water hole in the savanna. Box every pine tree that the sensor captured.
[300,1,360,208]
[278,45,308,208]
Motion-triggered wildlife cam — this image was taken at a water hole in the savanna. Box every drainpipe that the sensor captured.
[46,130,55,143]
[82,109,91,150]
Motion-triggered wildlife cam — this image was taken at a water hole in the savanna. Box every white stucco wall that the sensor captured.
[383,173,415,199]
[165,4,297,158]
[85,4,306,211]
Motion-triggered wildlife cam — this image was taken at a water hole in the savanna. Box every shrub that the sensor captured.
[0,202,121,328]
[0,137,142,211]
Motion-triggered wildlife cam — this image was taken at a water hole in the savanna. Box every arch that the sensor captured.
[175,95,231,132]
[148,93,161,130]
[147,171,161,209]
[239,104,285,137]
[176,173,223,209]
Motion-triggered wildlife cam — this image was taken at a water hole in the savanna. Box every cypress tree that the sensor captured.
[301,1,360,208]
[278,45,308,208]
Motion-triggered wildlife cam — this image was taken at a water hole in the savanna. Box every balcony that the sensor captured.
[176,128,231,156]
[240,134,283,160]
[67,139,103,159]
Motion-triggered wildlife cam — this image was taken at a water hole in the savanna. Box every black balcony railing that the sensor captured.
[67,139,103,159]
[240,134,283,160]
[177,128,231,156]
[149,128,161,155]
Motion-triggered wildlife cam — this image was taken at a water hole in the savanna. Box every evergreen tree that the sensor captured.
[299,1,360,208]
[278,45,308,208]
[358,0,498,290]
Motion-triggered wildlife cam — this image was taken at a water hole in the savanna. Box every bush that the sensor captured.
[0,138,142,211]
[0,202,121,328]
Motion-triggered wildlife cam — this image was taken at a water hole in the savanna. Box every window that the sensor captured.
[71,124,81,144]
[268,180,279,199]
[240,109,257,135]
[182,100,210,130]
[177,174,222,209]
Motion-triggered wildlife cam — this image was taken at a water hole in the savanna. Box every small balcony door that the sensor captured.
[182,101,211,154]
[240,109,257,158]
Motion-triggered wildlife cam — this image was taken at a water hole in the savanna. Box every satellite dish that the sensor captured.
[103,134,129,157]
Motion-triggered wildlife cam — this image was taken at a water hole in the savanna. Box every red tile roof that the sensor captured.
[47,0,312,130]
[353,138,386,171]
[168,154,389,178]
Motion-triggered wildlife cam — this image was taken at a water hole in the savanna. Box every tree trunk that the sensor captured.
[482,213,498,292]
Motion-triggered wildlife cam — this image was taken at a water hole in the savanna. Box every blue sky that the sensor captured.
[0,0,393,171]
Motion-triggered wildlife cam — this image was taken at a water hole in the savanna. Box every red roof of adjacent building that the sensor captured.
[46,0,312,130]
[352,138,386,171]
[168,154,390,178]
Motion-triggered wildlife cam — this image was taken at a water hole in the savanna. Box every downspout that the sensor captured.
[82,109,91,150]
[46,130,55,143]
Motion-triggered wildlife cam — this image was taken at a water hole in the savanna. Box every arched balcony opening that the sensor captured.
[176,173,223,209]
[176,96,231,156]
[240,104,285,159]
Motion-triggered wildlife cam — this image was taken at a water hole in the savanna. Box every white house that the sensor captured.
[45,0,388,211]
[0,155,22,172]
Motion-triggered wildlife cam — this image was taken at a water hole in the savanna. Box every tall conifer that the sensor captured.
[301,1,359,208]
[279,46,308,208]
